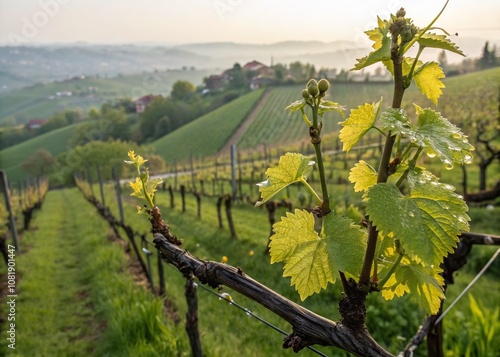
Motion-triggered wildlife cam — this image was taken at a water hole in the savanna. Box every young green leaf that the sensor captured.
[285,99,307,114]
[318,101,346,117]
[413,62,445,105]
[353,17,391,71]
[255,153,314,207]
[381,260,445,314]
[339,98,382,152]
[349,160,378,192]
[414,105,475,168]
[270,209,366,300]
[364,168,468,267]
[417,32,465,56]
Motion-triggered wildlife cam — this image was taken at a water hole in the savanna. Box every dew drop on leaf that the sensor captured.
[443,159,453,170]
[426,149,437,158]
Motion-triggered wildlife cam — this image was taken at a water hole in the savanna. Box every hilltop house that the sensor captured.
[135,94,156,113]
[25,118,48,130]
[243,60,274,90]
[205,73,229,90]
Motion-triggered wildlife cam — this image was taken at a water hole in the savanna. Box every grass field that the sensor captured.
[0,69,211,125]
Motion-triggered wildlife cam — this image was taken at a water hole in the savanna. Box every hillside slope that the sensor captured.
[0,69,211,125]
[0,123,82,180]
[150,89,265,164]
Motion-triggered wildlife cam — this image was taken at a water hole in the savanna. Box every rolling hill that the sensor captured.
[0,68,211,125]
[0,123,83,181]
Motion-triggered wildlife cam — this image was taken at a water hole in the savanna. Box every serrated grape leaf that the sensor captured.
[353,17,391,71]
[318,101,345,117]
[256,153,314,207]
[417,32,465,56]
[286,99,307,114]
[414,105,475,167]
[406,167,470,258]
[380,107,415,139]
[270,209,366,300]
[349,160,377,192]
[381,261,445,314]
[364,172,467,266]
[339,98,382,152]
[413,62,445,105]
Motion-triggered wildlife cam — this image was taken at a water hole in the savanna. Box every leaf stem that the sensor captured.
[300,107,312,127]
[313,143,331,214]
[405,46,424,86]
[300,179,322,205]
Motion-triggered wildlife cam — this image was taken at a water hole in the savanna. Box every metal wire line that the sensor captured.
[142,240,330,356]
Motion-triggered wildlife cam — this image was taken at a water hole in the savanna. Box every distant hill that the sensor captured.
[0,123,83,181]
[1,38,493,93]
[0,68,211,125]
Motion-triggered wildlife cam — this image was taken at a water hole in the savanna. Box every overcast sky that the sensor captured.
[1,0,499,45]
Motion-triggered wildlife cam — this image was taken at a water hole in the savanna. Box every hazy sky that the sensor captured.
[1,0,499,45]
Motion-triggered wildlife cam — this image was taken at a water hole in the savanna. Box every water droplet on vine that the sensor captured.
[426,149,437,158]
[443,160,453,170]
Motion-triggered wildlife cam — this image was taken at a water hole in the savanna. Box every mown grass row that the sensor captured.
[0,188,186,357]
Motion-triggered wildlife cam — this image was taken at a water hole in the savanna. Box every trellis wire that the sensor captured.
[435,247,500,325]
[195,281,330,357]
[139,237,330,356]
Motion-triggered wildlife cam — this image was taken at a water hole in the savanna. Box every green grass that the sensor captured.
[0,69,212,125]
[151,89,265,164]
[0,123,83,182]
[0,188,184,357]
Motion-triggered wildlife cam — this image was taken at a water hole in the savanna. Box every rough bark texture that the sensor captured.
[153,233,393,357]
[185,277,203,357]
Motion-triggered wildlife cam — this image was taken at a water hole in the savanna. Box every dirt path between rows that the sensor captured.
[220,88,272,154]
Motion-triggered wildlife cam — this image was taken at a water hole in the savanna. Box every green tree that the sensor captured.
[171,80,196,100]
[21,149,55,176]
[228,63,247,89]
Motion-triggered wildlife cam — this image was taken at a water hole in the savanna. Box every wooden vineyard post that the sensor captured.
[112,167,125,225]
[96,164,106,207]
[0,171,20,252]
[180,185,186,213]
[141,235,155,294]
[190,151,197,193]
[216,196,224,229]
[194,192,201,219]
[230,144,237,202]
[157,252,166,297]
[185,276,203,357]
[224,195,237,239]
[168,184,175,208]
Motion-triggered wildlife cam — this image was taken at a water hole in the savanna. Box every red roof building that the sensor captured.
[135,94,156,113]
[25,118,48,130]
